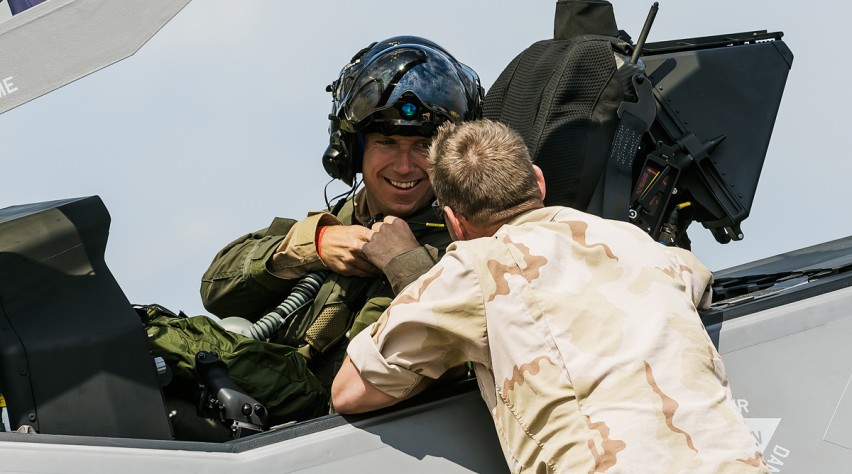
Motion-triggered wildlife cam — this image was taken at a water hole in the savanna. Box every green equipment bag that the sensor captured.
[139,304,328,427]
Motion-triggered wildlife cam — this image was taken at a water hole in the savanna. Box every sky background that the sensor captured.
[1,0,850,317]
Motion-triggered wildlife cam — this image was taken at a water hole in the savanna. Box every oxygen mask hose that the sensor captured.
[248,271,330,341]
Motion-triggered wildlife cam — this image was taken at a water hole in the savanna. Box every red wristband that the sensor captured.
[316,225,330,260]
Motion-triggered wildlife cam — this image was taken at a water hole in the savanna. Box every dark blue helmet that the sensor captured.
[322,36,483,185]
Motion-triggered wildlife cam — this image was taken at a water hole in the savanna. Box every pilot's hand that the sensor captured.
[363,216,419,271]
[318,225,381,277]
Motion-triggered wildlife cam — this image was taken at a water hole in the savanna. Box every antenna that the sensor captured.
[630,2,659,64]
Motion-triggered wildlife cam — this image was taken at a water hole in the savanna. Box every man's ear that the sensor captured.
[533,165,546,201]
[444,207,467,241]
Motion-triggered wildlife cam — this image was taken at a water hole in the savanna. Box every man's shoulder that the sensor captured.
[505,206,573,226]
[511,205,653,246]
[493,206,577,242]
[493,206,699,262]
[445,233,522,272]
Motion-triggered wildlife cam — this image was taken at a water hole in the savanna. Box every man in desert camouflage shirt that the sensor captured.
[332,119,766,473]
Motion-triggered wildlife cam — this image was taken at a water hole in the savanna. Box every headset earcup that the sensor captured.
[322,130,358,185]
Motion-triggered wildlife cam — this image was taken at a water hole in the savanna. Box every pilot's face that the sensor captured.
[361,133,434,217]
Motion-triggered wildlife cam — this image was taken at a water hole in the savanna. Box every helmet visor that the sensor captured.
[340,46,471,133]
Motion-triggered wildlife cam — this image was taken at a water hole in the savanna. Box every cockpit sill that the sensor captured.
[0,378,512,474]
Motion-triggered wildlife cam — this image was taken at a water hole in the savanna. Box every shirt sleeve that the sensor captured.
[200,217,300,319]
[200,212,342,319]
[382,244,442,295]
[267,212,341,279]
[346,245,488,398]
[670,246,714,310]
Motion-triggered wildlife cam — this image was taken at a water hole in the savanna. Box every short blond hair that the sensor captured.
[428,119,542,226]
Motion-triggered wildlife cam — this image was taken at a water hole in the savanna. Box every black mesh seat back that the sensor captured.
[483,36,627,211]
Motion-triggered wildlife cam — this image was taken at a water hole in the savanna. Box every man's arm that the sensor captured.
[200,209,376,319]
[667,246,714,309]
[200,212,361,313]
[364,215,447,294]
[333,245,487,414]
[332,357,430,414]
[200,218,301,319]
[201,209,440,319]
[310,224,381,277]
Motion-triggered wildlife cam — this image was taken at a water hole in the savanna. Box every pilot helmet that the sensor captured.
[322,36,483,185]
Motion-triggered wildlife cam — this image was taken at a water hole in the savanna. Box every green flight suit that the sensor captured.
[200,189,451,407]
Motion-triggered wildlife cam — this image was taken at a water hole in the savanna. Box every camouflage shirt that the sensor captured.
[347,206,767,473]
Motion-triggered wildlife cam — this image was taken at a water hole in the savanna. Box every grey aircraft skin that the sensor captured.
[0,1,849,473]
